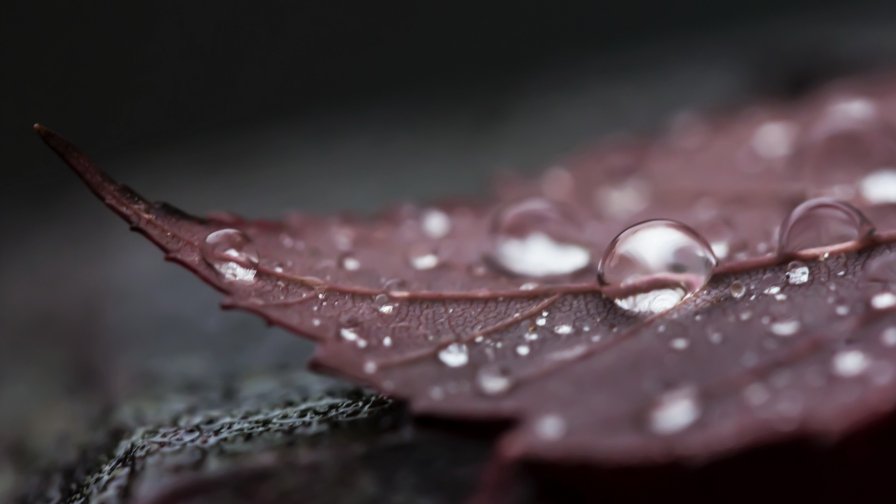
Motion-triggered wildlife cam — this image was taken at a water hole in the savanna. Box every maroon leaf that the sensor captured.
[36,74,896,477]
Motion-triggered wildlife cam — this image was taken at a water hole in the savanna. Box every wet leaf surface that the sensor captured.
[36,74,896,496]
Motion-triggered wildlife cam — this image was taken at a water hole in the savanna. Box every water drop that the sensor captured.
[340,255,361,271]
[881,327,896,346]
[421,209,452,239]
[751,120,797,160]
[871,292,896,310]
[729,281,746,299]
[476,366,512,395]
[488,198,591,277]
[202,229,259,283]
[409,250,440,270]
[769,319,801,337]
[832,349,870,377]
[777,198,874,256]
[859,169,896,204]
[670,337,689,350]
[515,344,531,356]
[785,262,810,285]
[438,343,469,368]
[339,327,367,348]
[378,304,395,315]
[648,386,700,435]
[533,414,567,441]
[523,331,539,341]
[599,220,717,314]
[553,324,573,335]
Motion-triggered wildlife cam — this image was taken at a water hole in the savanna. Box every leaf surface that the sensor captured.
[36,74,896,469]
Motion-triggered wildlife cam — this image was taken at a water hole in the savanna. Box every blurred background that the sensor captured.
[4,0,896,500]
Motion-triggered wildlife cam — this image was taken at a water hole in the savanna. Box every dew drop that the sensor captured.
[751,120,797,160]
[670,338,689,351]
[340,255,361,271]
[769,319,801,337]
[777,198,874,256]
[832,349,870,377]
[437,343,469,368]
[421,209,452,239]
[339,327,367,348]
[515,344,531,356]
[729,281,746,299]
[599,220,717,314]
[488,198,591,277]
[785,262,810,285]
[409,250,440,270]
[881,327,896,347]
[553,324,573,335]
[202,229,259,283]
[378,304,395,315]
[648,387,700,435]
[476,366,512,395]
[859,169,896,204]
[871,292,896,310]
[533,414,567,441]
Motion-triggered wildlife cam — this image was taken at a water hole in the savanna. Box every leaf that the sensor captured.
[35,75,896,477]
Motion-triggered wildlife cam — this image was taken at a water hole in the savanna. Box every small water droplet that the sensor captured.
[519,282,539,291]
[488,198,591,277]
[339,327,367,348]
[409,250,440,270]
[438,343,469,368]
[785,262,810,285]
[777,197,874,256]
[594,178,650,219]
[739,310,753,321]
[340,255,361,271]
[769,319,801,337]
[751,120,797,160]
[871,292,896,310]
[832,349,870,377]
[378,304,395,315]
[553,324,573,335]
[670,337,689,350]
[533,414,566,441]
[729,281,746,299]
[881,327,896,346]
[599,220,717,314]
[382,336,393,347]
[421,209,452,239]
[535,317,547,327]
[523,331,539,341]
[363,361,378,374]
[515,344,531,356]
[648,387,700,435]
[859,169,896,204]
[476,366,512,395]
[202,229,259,282]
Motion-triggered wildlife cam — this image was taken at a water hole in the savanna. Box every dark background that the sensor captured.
[3,0,896,499]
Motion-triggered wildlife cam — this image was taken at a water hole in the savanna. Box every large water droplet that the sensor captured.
[777,198,874,256]
[438,343,469,368]
[488,198,591,277]
[599,220,717,314]
[202,229,259,282]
